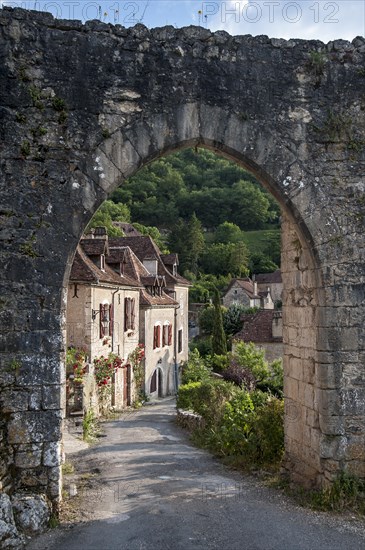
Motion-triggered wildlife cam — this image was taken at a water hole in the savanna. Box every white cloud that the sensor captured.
[207,0,365,42]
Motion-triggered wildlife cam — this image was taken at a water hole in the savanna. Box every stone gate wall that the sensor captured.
[0,7,365,531]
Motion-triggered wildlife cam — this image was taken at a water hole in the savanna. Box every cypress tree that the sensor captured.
[212,288,227,355]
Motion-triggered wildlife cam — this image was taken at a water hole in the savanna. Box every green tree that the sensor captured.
[214,222,244,244]
[86,200,130,237]
[170,213,204,275]
[212,288,227,355]
[132,223,169,253]
[200,242,249,277]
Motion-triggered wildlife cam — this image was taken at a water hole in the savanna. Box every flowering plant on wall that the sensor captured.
[127,344,145,402]
[66,347,87,383]
[94,353,123,387]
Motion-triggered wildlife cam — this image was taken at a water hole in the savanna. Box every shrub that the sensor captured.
[189,336,212,357]
[176,381,202,411]
[232,341,270,383]
[248,397,284,464]
[194,379,238,426]
[181,349,211,384]
[222,360,256,391]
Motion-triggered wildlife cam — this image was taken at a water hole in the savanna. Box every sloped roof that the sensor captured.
[139,288,178,307]
[79,238,108,257]
[224,278,256,298]
[69,245,140,287]
[109,236,190,287]
[161,253,179,266]
[234,310,282,343]
[255,270,282,284]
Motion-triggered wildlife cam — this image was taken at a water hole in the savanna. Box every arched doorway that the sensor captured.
[1,9,364,512]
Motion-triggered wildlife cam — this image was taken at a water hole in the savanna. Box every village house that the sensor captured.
[112,235,190,398]
[233,309,283,362]
[255,269,283,306]
[222,277,274,310]
[66,227,190,414]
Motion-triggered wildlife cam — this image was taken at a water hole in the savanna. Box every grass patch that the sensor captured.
[82,409,100,442]
[240,229,281,257]
[265,471,365,515]
[62,462,75,475]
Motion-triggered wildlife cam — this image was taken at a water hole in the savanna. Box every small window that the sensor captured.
[100,254,105,271]
[178,329,183,353]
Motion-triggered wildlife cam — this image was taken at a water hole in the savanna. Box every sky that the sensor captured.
[1,0,364,42]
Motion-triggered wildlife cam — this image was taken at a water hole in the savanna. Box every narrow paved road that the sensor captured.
[30,398,365,550]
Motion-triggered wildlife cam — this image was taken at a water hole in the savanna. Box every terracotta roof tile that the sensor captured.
[255,270,282,284]
[234,310,282,343]
[80,238,108,257]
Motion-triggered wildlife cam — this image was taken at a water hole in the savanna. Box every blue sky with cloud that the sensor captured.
[1,1,364,41]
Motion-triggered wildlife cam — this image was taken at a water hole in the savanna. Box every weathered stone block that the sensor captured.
[0,493,23,549]
[8,411,62,444]
[11,493,50,536]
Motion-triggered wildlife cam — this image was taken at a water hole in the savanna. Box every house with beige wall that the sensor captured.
[66,228,190,412]
[232,310,283,363]
[111,236,190,398]
[66,236,141,412]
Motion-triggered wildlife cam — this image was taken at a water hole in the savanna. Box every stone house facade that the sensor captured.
[66,235,142,412]
[66,229,190,409]
[114,236,190,398]
[255,269,283,306]
[222,278,274,310]
[233,310,283,362]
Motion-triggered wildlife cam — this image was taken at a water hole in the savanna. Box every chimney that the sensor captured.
[254,280,258,296]
[94,226,107,239]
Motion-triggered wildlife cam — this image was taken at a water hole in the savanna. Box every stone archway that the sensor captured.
[1,7,365,517]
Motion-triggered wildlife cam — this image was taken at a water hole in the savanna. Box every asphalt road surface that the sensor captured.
[29,398,365,550]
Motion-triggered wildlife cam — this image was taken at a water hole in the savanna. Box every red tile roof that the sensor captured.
[255,270,282,284]
[109,236,190,286]
[69,245,141,287]
[234,310,282,343]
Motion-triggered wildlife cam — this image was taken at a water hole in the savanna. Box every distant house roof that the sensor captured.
[255,270,282,284]
[223,278,258,299]
[234,310,282,343]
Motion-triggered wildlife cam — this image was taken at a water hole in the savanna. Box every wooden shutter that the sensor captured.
[99,303,105,338]
[131,298,135,330]
[124,297,130,331]
[157,325,161,348]
[153,326,158,349]
[109,304,113,337]
[168,324,172,346]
